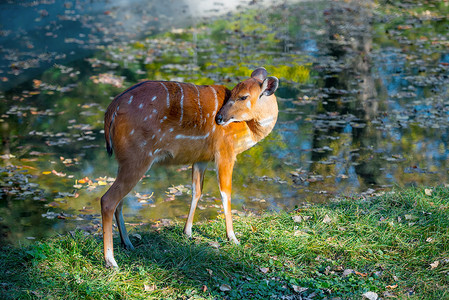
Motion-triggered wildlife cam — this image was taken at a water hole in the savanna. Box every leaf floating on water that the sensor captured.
[51,170,66,177]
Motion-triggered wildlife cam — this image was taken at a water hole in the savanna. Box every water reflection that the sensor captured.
[1,0,449,245]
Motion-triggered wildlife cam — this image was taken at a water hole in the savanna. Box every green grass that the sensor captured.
[1,187,449,299]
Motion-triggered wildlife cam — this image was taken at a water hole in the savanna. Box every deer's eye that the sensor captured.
[239,95,248,101]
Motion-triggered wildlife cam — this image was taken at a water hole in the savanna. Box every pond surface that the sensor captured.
[1,0,449,246]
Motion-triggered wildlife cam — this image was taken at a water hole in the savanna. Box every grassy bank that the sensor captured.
[1,187,448,299]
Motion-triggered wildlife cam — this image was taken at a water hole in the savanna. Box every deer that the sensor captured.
[101,67,279,267]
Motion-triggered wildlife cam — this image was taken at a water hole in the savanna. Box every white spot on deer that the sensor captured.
[160,82,170,108]
[141,141,147,147]
[139,103,143,109]
[151,134,155,139]
[212,125,216,133]
[151,95,157,102]
[158,129,161,132]
[144,116,148,121]
[175,133,210,140]
[130,129,135,135]
[128,95,133,104]
[153,109,157,114]
[210,86,218,114]
[148,151,153,157]
[169,128,174,132]
[175,82,184,125]
[154,149,161,154]
[116,105,120,111]
[206,113,210,118]
[246,101,251,109]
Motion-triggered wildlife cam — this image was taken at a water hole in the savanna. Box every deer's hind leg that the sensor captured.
[101,152,154,268]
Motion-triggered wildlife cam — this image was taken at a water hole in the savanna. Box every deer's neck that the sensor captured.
[247,96,278,142]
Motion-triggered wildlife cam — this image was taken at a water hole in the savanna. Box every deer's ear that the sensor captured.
[251,67,268,82]
[261,76,279,97]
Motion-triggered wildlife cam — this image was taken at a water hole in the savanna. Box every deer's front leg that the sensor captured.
[184,162,208,237]
[216,156,239,244]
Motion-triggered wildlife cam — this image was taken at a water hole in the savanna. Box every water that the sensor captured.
[1,0,449,246]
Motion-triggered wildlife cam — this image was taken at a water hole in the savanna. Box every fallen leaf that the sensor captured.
[206,268,213,276]
[362,291,378,300]
[131,233,141,240]
[259,267,269,274]
[202,285,207,292]
[355,271,368,277]
[219,284,231,292]
[294,230,307,236]
[430,260,439,269]
[292,215,303,223]
[404,214,417,220]
[424,188,432,196]
[386,284,398,289]
[52,170,66,177]
[342,269,355,277]
[292,285,308,293]
[144,284,155,292]
[322,214,332,223]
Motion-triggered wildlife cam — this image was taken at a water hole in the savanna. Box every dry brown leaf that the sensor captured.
[386,284,398,289]
[355,271,368,277]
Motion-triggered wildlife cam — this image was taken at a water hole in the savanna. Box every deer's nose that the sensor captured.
[215,114,224,125]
